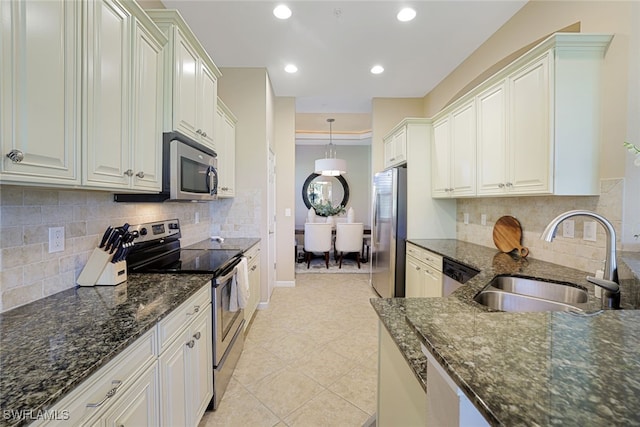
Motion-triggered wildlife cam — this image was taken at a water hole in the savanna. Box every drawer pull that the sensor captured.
[6,149,24,163]
[187,305,200,315]
[186,340,195,349]
[193,331,201,340]
[86,380,122,408]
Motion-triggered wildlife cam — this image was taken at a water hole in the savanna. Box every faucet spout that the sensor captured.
[541,210,617,283]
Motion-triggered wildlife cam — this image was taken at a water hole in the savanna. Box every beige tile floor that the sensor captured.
[199,272,379,427]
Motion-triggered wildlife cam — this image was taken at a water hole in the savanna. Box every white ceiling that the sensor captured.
[161,0,527,113]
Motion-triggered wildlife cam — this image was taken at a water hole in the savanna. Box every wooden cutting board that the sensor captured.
[492,215,529,258]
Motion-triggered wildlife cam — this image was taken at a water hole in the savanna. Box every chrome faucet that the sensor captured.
[541,210,620,309]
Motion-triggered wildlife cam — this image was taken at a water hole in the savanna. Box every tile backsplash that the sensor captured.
[0,185,259,313]
[456,179,624,275]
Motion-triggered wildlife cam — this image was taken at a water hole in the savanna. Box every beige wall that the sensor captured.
[275,98,296,286]
[218,67,272,303]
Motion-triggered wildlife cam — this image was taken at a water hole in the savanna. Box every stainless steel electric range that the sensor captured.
[126,219,244,411]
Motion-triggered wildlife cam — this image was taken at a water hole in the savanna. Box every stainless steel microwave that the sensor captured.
[114,132,218,202]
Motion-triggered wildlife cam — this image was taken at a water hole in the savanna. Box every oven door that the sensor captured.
[212,260,244,365]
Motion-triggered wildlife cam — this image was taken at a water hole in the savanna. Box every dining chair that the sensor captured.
[335,222,364,268]
[303,223,333,268]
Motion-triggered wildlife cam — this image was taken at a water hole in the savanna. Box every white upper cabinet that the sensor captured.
[383,126,407,168]
[1,0,166,191]
[215,98,237,198]
[1,0,81,185]
[431,99,476,198]
[434,33,612,198]
[147,9,221,153]
[83,0,166,191]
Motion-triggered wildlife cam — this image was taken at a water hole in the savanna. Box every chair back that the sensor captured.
[335,222,364,253]
[304,223,332,252]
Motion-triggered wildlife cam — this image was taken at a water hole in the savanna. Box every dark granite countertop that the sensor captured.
[371,239,640,426]
[0,273,212,427]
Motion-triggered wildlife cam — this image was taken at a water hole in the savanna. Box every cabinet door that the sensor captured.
[405,257,423,298]
[188,304,213,426]
[101,364,159,427]
[84,0,131,188]
[392,128,407,165]
[131,18,164,191]
[422,266,443,298]
[1,0,81,185]
[431,117,451,197]
[245,256,260,329]
[219,113,236,197]
[477,82,508,195]
[450,101,476,197]
[198,64,217,150]
[159,329,189,427]
[173,29,199,140]
[509,54,552,194]
[383,137,394,169]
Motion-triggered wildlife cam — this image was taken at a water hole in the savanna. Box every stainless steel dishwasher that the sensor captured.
[442,258,479,296]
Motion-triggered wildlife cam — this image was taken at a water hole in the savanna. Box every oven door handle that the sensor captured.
[215,263,238,285]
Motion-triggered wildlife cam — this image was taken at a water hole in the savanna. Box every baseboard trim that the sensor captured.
[276,280,295,288]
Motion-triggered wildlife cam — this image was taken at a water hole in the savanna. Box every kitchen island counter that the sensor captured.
[371,239,640,426]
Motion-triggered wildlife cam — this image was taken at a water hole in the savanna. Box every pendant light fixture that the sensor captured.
[315,118,347,176]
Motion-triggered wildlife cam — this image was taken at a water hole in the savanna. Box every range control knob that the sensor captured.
[139,227,148,236]
[168,223,179,230]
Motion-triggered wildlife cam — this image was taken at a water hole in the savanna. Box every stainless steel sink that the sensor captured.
[474,275,589,313]
[474,289,585,313]
[488,276,588,304]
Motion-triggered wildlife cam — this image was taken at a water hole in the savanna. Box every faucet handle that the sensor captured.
[586,276,619,293]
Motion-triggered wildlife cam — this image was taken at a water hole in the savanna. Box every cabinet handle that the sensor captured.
[6,149,24,163]
[86,380,122,408]
[196,129,202,135]
[251,265,257,271]
[186,340,195,348]
[187,305,200,315]
[124,169,133,177]
[506,182,513,187]
[193,331,201,340]
[136,171,145,178]
[498,183,505,188]
[202,132,207,137]
[390,157,395,161]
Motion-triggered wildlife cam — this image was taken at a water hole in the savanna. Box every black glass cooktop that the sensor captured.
[131,248,241,275]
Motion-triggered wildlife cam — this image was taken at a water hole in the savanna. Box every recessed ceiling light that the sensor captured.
[397,7,416,22]
[285,64,298,73]
[273,5,292,20]
[370,65,384,75]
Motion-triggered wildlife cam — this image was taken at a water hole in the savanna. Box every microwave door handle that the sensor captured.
[206,166,218,195]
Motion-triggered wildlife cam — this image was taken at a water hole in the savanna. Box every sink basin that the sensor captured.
[474,275,589,313]
[474,289,585,313]
[488,276,588,304]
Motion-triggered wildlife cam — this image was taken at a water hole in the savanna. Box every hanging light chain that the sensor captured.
[326,118,336,159]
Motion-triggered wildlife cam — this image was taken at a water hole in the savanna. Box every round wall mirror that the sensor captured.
[302,173,350,216]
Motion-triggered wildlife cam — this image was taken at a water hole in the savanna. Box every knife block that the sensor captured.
[77,248,127,286]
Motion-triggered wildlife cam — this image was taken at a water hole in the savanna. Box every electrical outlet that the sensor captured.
[463,213,469,225]
[562,220,575,238]
[481,214,487,226]
[48,227,65,253]
[584,221,597,242]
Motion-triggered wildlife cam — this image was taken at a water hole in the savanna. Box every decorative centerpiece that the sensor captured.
[312,201,346,217]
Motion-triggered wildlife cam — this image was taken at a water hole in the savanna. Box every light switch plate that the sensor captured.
[562,220,575,238]
[481,214,487,226]
[584,221,597,241]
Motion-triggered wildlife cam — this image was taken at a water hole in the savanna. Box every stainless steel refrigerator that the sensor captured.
[370,167,407,298]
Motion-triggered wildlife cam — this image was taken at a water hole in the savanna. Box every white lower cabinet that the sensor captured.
[244,243,261,331]
[40,284,212,427]
[422,343,489,427]
[377,322,427,426]
[159,297,213,427]
[405,243,443,298]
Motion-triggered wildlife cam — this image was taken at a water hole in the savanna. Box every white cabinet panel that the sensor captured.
[0,0,81,185]
[174,29,200,139]
[431,117,451,197]
[100,364,159,427]
[477,82,508,195]
[216,99,237,198]
[383,126,407,168]
[199,64,218,150]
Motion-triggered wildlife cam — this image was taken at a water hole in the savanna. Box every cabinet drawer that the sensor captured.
[406,243,442,271]
[157,284,211,354]
[45,328,157,425]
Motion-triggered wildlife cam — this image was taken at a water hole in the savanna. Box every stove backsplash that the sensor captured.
[0,186,260,313]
